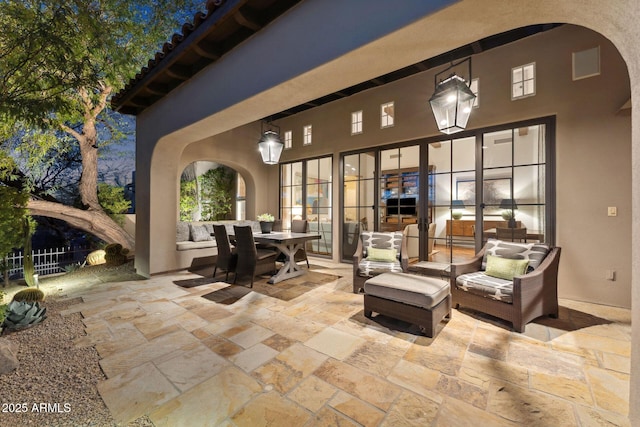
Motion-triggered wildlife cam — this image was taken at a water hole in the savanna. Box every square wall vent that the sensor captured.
[573,46,600,80]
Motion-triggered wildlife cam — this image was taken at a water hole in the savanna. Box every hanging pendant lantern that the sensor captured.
[429,57,476,134]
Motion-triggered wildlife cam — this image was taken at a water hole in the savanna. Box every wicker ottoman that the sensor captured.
[363,272,451,337]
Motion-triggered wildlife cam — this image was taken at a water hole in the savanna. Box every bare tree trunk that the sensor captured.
[61,86,110,211]
[28,199,135,251]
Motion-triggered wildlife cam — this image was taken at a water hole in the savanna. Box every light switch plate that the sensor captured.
[608,206,617,216]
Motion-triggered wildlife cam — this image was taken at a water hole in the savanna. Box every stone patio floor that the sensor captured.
[61,260,631,426]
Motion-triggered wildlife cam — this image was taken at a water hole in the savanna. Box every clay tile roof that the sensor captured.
[112,3,561,121]
[112,0,303,115]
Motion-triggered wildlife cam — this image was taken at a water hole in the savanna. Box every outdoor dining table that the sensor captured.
[238,231,321,284]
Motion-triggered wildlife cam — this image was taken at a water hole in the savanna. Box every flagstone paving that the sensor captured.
[61,260,632,426]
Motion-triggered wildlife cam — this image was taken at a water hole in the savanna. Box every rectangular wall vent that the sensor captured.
[573,46,600,80]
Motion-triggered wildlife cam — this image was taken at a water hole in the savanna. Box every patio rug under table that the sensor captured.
[174,267,340,303]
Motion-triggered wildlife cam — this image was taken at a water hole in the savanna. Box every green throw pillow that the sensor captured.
[366,247,397,262]
[485,255,529,280]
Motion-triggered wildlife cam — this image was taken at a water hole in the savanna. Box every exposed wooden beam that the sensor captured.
[193,41,221,60]
[234,8,261,31]
[128,96,152,108]
[471,41,483,54]
[165,65,191,81]
[145,83,169,96]
[413,62,429,72]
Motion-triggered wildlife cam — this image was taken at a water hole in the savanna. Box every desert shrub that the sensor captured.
[64,261,86,272]
[104,243,130,266]
[2,300,47,331]
[12,288,45,303]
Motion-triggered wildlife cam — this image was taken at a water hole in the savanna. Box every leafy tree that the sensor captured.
[97,183,131,227]
[0,185,29,287]
[200,167,235,221]
[180,179,198,221]
[0,0,206,250]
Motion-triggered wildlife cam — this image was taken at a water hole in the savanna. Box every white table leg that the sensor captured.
[268,242,307,284]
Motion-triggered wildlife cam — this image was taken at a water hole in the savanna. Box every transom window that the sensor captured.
[303,125,312,145]
[512,63,535,99]
[351,110,363,135]
[284,130,292,149]
[380,102,394,128]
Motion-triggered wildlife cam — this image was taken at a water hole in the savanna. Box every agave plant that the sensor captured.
[1,300,47,333]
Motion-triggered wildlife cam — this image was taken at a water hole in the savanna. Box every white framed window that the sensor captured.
[380,102,394,128]
[512,63,535,99]
[284,130,292,149]
[303,125,312,145]
[351,110,363,135]
[470,78,479,108]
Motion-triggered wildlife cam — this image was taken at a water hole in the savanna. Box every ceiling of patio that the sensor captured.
[112,0,561,121]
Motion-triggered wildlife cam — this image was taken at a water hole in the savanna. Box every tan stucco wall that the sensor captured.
[133,0,640,420]
[267,25,632,309]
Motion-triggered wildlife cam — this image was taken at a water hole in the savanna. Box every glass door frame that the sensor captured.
[339,115,556,263]
[473,116,556,250]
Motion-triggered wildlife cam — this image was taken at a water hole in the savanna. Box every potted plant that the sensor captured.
[257,213,275,233]
[501,209,517,228]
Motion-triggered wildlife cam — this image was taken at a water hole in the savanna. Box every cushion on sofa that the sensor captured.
[456,271,514,303]
[358,259,403,278]
[189,224,212,242]
[176,240,217,251]
[203,223,214,235]
[485,255,528,280]
[360,231,403,259]
[177,221,190,242]
[481,239,550,272]
[366,247,397,262]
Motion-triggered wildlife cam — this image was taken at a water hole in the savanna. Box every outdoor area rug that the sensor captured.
[175,267,341,303]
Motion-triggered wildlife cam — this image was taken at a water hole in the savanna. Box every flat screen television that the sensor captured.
[386,197,417,216]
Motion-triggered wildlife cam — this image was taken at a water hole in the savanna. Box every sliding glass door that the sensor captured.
[339,117,553,264]
[342,152,375,261]
[280,156,333,257]
[481,124,547,246]
[428,137,477,263]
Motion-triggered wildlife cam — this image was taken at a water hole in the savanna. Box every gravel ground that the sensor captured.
[0,263,154,426]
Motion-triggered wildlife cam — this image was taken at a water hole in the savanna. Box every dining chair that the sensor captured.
[232,225,277,287]
[496,227,527,242]
[212,225,237,281]
[290,219,310,267]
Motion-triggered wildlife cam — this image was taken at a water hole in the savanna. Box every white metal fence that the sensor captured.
[4,246,92,279]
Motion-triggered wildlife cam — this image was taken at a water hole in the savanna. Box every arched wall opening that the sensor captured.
[179,161,246,222]
[133,1,639,420]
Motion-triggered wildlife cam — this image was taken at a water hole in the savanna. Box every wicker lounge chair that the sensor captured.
[450,239,561,332]
[352,230,408,294]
